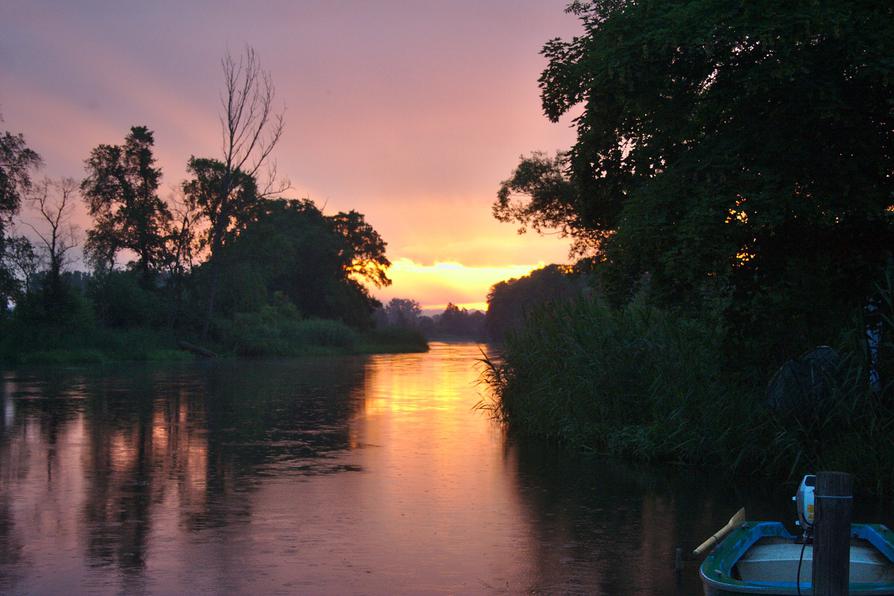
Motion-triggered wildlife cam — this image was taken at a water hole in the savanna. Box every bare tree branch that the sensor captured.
[27,177,79,287]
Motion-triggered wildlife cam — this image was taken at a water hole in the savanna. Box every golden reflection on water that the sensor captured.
[0,344,734,595]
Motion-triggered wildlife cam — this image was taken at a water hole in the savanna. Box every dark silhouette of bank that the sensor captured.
[484,1,894,495]
[0,48,426,363]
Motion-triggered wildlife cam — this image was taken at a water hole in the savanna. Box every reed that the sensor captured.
[481,281,894,495]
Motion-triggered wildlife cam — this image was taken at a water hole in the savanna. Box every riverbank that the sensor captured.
[481,296,894,496]
[0,319,428,366]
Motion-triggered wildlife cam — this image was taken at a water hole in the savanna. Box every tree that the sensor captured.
[0,126,42,227]
[2,234,38,297]
[435,303,486,339]
[494,151,603,258]
[329,210,391,290]
[81,126,172,280]
[383,298,421,328]
[182,157,261,256]
[498,1,894,361]
[210,198,390,328]
[26,177,79,297]
[0,123,41,310]
[486,265,587,341]
[197,46,286,335]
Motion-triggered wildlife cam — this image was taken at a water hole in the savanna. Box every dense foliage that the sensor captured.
[487,1,894,492]
[486,264,588,341]
[82,126,172,280]
[0,121,423,361]
[497,0,894,366]
[0,125,42,310]
[483,280,894,494]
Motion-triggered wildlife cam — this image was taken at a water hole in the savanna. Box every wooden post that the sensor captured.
[812,471,853,596]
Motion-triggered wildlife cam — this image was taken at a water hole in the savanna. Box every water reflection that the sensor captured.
[0,358,368,593]
[1,344,887,594]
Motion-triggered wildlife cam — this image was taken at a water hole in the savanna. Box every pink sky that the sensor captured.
[1,1,581,310]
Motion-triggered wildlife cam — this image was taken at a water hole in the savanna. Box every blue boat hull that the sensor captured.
[700,522,894,595]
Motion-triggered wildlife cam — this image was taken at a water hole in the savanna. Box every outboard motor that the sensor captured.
[793,474,816,537]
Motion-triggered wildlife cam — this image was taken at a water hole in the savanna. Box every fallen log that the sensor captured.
[177,340,218,358]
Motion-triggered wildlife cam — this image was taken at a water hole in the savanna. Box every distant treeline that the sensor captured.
[374,299,487,341]
[0,48,426,362]
[482,2,894,494]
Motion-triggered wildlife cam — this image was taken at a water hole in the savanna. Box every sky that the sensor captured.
[1,1,581,311]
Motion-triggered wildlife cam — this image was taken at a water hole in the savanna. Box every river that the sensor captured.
[1,342,887,594]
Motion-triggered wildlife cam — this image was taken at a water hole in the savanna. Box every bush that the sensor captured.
[214,302,359,356]
[88,271,165,328]
[360,327,429,353]
[482,280,894,495]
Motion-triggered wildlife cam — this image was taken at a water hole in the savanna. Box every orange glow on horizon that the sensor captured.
[375,257,548,312]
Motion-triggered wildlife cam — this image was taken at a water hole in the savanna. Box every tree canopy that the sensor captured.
[81,126,172,279]
[213,198,390,328]
[497,0,894,359]
[0,125,41,309]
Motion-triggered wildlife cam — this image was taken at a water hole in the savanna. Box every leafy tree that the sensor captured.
[196,46,286,336]
[212,198,390,328]
[435,303,486,339]
[383,298,421,328]
[330,210,391,289]
[498,1,894,362]
[486,265,587,341]
[495,151,602,258]
[2,235,38,296]
[0,123,41,310]
[0,126,42,225]
[182,157,261,255]
[81,126,172,280]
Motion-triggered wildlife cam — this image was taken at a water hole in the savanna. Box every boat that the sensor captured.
[697,475,894,595]
[700,521,894,595]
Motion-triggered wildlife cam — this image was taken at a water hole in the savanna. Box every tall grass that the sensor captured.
[0,322,191,365]
[214,308,360,356]
[358,326,430,354]
[482,281,894,495]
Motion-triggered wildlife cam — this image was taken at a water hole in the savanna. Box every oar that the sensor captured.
[692,507,747,558]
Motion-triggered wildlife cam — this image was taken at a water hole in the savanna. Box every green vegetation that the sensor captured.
[486,1,894,493]
[486,264,589,341]
[0,47,426,364]
[373,298,487,341]
[483,274,894,494]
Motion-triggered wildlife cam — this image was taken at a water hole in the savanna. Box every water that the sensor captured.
[0,343,887,594]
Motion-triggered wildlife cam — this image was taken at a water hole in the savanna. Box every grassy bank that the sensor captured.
[482,294,894,495]
[213,309,428,356]
[1,312,428,365]
[0,322,194,365]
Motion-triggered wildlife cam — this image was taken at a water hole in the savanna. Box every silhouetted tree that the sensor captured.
[498,1,894,363]
[0,125,42,226]
[486,265,587,341]
[212,198,388,328]
[25,177,79,297]
[81,126,171,281]
[495,151,601,259]
[0,122,41,309]
[383,298,421,328]
[182,157,261,255]
[2,235,38,297]
[435,303,486,339]
[198,46,286,336]
[330,210,391,290]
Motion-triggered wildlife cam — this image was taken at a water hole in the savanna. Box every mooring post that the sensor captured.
[812,471,853,596]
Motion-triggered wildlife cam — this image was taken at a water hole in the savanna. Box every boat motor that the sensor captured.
[793,474,816,534]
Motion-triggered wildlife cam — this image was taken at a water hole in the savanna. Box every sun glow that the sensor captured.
[376,257,548,312]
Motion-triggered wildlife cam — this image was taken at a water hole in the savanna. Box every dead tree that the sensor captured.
[202,46,287,337]
[26,177,79,295]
